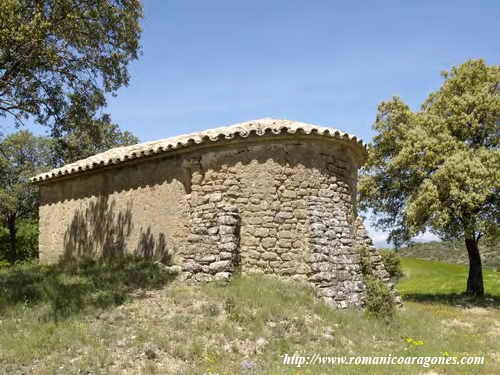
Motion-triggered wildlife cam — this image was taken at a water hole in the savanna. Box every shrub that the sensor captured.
[357,246,397,320]
[359,246,373,276]
[364,275,396,320]
[380,249,403,279]
[0,220,39,263]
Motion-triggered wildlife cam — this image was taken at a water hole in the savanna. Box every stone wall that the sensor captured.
[38,155,192,264]
[38,135,395,309]
[176,140,370,308]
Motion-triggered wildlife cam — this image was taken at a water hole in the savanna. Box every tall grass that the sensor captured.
[0,255,175,321]
[1,257,499,374]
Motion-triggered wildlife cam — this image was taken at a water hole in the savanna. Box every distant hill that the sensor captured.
[390,240,499,270]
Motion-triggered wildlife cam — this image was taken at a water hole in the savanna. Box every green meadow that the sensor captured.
[1,256,499,374]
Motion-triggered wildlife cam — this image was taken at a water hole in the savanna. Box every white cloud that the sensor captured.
[363,213,440,248]
[412,231,440,242]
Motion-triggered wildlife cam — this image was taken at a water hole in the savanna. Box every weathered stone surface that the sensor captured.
[199,255,216,264]
[35,117,397,310]
[282,190,297,199]
[218,216,238,225]
[219,225,236,234]
[261,238,277,249]
[278,231,293,239]
[209,192,223,202]
[277,239,292,248]
[214,272,231,281]
[220,242,238,252]
[262,252,278,261]
[209,260,232,273]
[254,228,269,237]
[276,212,294,221]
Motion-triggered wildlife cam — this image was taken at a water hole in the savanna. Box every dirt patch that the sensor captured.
[443,318,473,329]
[465,307,492,315]
[487,324,500,337]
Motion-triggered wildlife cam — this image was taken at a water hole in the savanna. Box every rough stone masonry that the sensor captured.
[32,118,398,308]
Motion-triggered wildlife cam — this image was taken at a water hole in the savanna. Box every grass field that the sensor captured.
[0,256,499,374]
[398,257,500,300]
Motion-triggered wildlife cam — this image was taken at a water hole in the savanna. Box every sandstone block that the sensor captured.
[276,212,294,221]
[219,251,233,260]
[277,239,292,248]
[247,217,263,225]
[254,228,269,237]
[214,272,231,281]
[209,260,232,273]
[278,231,292,239]
[209,192,222,202]
[182,262,202,273]
[207,226,219,235]
[199,255,216,264]
[262,252,278,261]
[282,190,297,199]
[261,238,277,249]
[311,223,326,232]
[194,273,213,282]
[219,234,237,243]
[241,236,258,246]
[219,225,236,234]
[219,242,237,252]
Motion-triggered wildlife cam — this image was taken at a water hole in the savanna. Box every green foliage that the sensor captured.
[364,275,396,320]
[360,59,499,296]
[380,249,403,279]
[358,246,397,320]
[0,0,143,139]
[0,131,52,212]
[358,245,373,276]
[0,219,39,262]
[360,59,499,246]
[50,112,139,165]
[0,131,52,262]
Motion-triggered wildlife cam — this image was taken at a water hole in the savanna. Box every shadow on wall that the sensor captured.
[63,195,171,263]
[135,228,172,264]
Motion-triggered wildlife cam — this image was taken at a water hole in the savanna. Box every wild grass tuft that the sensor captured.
[0,254,175,320]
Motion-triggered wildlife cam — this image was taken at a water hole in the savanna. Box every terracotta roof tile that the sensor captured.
[31,118,367,183]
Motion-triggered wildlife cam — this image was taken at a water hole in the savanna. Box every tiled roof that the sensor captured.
[31,118,367,183]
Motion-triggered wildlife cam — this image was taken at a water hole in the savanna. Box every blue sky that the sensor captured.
[5,1,500,247]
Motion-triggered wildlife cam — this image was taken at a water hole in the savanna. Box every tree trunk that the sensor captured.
[465,237,484,297]
[6,214,17,264]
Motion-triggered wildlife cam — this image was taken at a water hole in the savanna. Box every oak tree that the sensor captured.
[51,113,139,165]
[0,0,143,138]
[360,59,499,296]
[0,131,52,262]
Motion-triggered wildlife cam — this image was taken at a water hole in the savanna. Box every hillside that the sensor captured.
[1,257,500,374]
[393,240,499,270]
